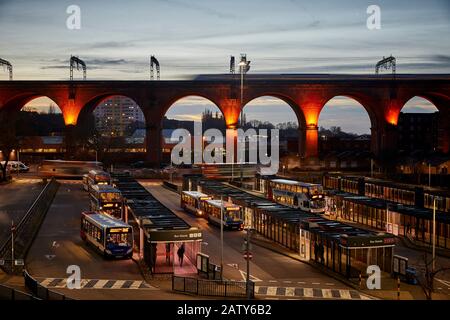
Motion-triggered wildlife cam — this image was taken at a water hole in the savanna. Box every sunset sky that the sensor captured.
[1,0,447,133]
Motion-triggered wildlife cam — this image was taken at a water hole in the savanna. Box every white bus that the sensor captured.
[180,191,212,216]
[202,199,244,230]
[268,179,326,213]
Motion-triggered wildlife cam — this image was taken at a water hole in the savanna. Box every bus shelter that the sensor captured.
[113,173,203,275]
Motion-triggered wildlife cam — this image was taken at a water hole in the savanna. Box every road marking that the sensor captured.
[40,278,55,286]
[339,289,352,299]
[111,280,126,289]
[93,280,109,288]
[266,287,277,296]
[285,287,295,297]
[283,280,292,284]
[239,270,262,282]
[297,281,305,284]
[269,280,277,283]
[322,289,333,298]
[53,279,67,288]
[312,282,320,285]
[325,283,335,286]
[303,288,314,298]
[130,280,142,289]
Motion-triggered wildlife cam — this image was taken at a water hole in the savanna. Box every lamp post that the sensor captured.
[432,196,440,272]
[220,195,224,280]
[238,54,250,186]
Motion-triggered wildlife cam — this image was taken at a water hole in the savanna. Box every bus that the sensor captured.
[83,169,111,192]
[180,191,212,216]
[268,179,326,213]
[38,160,103,179]
[202,199,244,230]
[89,184,124,220]
[80,211,133,259]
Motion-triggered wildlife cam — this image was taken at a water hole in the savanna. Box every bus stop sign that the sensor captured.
[243,252,253,260]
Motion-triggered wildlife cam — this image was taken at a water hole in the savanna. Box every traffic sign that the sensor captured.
[14,259,24,266]
[243,252,253,260]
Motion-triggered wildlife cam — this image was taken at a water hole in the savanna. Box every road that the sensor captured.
[0,178,44,245]
[25,180,180,300]
[139,181,367,300]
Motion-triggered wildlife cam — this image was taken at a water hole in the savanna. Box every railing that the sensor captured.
[0,282,39,300]
[172,276,254,298]
[0,178,60,274]
[23,269,72,300]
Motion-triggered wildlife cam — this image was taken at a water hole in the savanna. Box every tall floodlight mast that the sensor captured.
[0,58,13,80]
[70,55,87,80]
[375,55,396,77]
[150,55,160,80]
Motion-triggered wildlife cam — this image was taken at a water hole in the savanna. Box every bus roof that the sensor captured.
[182,191,210,199]
[271,179,320,187]
[89,169,110,177]
[91,184,121,193]
[82,212,130,228]
[205,199,240,209]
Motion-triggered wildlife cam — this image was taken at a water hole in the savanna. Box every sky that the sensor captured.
[1,0,448,134]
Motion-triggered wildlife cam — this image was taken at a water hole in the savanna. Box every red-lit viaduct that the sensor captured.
[0,74,449,166]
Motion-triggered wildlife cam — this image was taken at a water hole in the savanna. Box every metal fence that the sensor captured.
[172,276,254,298]
[0,178,59,274]
[0,283,39,300]
[24,269,72,300]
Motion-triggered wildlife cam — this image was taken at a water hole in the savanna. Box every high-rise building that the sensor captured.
[93,96,144,137]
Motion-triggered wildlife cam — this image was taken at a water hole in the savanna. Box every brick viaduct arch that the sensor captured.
[0,75,449,167]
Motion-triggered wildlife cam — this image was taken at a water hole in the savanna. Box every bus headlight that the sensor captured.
[105,249,112,254]
[126,248,132,254]
[198,210,202,215]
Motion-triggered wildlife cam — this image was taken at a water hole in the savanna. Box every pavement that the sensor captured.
[0,177,44,244]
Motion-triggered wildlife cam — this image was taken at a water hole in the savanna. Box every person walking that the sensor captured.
[177,243,185,267]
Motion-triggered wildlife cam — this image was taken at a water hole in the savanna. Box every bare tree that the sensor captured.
[416,252,450,300]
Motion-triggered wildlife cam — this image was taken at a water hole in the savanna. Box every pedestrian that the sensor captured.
[177,243,185,267]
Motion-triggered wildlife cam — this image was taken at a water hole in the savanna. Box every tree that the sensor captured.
[416,252,450,300]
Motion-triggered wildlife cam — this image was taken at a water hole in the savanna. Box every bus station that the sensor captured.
[113,173,202,275]
[186,176,396,279]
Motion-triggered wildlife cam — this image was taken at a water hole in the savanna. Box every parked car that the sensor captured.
[0,161,29,173]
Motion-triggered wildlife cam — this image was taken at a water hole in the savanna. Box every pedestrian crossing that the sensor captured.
[254,286,373,300]
[38,278,157,290]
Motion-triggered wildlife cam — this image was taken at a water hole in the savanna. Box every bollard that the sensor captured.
[397,276,400,300]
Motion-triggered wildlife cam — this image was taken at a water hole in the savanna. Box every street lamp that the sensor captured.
[432,196,441,272]
[238,54,250,186]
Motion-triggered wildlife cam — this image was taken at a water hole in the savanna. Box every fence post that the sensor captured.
[196,279,199,295]
[183,277,186,292]
[224,281,227,297]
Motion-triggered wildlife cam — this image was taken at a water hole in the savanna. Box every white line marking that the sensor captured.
[40,278,55,287]
[130,281,142,289]
[325,283,335,286]
[285,287,295,297]
[339,290,352,299]
[112,280,126,289]
[312,282,320,285]
[53,279,67,288]
[322,289,333,298]
[303,288,314,298]
[266,287,277,296]
[93,279,109,289]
